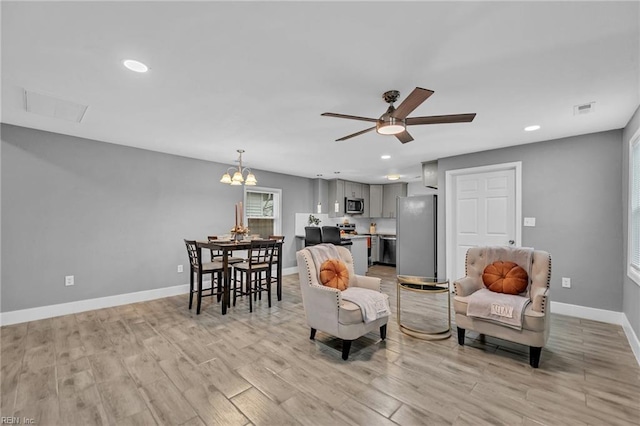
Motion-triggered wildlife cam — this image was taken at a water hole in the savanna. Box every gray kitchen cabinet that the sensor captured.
[382,183,408,218]
[350,237,368,275]
[328,179,345,218]
[361,183,370,217]
[369,185,383,218]
[370,234,380,263]
[344,181,363,198]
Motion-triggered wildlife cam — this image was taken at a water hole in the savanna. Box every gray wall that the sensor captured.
[1,124,314,312]
[437,130,623,311]
[623,105,640,337]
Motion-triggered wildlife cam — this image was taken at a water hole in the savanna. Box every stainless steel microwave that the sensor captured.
[345,197,364,214]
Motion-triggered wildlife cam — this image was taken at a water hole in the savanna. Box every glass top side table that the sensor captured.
[396,275,451,340]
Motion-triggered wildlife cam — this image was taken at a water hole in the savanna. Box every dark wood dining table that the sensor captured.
[195,239,283,314]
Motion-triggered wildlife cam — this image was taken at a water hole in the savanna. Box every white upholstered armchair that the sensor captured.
[454,246,552,368]
[296,245,389,360]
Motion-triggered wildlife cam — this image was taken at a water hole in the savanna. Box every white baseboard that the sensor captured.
[0,284,189,326]
[282,266,298,276]
[551,301,640,366]
[0,269,301,327]
[550,301,624,324]
[622,313,640,366]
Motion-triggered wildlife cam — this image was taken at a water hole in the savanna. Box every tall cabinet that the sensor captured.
[369,185,383,218]
[382,183,408,218]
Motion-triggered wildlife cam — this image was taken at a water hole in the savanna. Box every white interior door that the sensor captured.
[446,163,521,281]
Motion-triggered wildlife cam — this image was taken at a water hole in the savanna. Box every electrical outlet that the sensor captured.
[562,277,571,288]
[524,217,536,227]
[65,275,74,286]
[177,265,183,273]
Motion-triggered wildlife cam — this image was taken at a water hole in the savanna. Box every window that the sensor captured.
[630,133,640,285]
[245,187,281,238]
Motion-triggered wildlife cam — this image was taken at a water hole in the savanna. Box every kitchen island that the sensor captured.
[342,235,368,275]
[295,234,368,276]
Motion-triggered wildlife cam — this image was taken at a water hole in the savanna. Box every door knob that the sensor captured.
[508,240,515,245]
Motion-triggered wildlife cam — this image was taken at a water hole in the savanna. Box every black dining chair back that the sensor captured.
[233,239,277,312]
[304,227,322,247]
[321,226,342,245]
[183,239,228,315]
[269,235,285,301]
[207,236,244,264]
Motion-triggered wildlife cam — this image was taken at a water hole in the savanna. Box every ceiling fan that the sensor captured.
[321,87,476,144]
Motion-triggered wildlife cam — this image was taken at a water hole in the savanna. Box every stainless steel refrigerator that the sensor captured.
[396,195,437,277]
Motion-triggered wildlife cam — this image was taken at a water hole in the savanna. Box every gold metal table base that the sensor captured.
[397,275,451,340]
[399,324,451,340]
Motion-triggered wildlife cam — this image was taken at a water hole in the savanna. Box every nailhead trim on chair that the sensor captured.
[454,250,472,297]
[301,250,341,307]
[539,254,552,314]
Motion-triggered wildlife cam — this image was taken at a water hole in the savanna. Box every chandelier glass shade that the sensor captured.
[220,149,257,186]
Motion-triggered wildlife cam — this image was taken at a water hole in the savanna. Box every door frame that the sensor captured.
[445,161,522,281]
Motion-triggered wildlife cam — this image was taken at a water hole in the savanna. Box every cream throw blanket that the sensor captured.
[341,287,391,323]
[485,246,534,296]
[467,288,531,330]
[306,244,390,323]
[306,244,341,267]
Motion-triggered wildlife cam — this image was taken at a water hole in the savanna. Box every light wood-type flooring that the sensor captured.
[1,265,639,425]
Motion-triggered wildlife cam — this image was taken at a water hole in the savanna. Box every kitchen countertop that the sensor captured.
[295,234,369,240]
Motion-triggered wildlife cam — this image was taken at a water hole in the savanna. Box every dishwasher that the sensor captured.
[380,235,397,266]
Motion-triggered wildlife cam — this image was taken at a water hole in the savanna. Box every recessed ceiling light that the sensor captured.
[386,174,400,181]
[524,125,540,132]
[381,155,391,160]
[123,59,149,73]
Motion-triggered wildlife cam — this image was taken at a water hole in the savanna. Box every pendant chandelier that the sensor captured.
[220,149,257,186]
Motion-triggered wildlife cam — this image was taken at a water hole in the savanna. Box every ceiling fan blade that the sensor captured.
[406,113,477,126]
[335,127,376,141]
[392,87,434,120]
[321,112,377,123]
[395,130,414,144]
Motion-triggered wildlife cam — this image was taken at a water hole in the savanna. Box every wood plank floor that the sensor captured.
[1,265,639,425]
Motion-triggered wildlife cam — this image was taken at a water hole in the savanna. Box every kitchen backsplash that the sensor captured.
[329,216,396,235]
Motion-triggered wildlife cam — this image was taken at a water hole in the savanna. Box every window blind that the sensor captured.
[246,191,274,218]
[632,139,640,270]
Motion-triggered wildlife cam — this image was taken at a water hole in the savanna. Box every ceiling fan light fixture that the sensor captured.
[376,116,405,135]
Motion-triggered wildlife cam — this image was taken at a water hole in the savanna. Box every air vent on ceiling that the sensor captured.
[24,89,88,123]
[573,102,595,116]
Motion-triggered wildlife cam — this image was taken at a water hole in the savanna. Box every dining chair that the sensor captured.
[304,226,322,247]
[207,236,245,264]
[321,226,342,244]
[268,235,285,289]
[232,239,276,312]
[184,240,230,315]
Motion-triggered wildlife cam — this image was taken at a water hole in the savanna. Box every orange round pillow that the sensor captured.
[482,261,528,295]
[319,259,350,291]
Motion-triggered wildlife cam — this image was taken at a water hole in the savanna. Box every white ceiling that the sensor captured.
[2,1,639,184]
